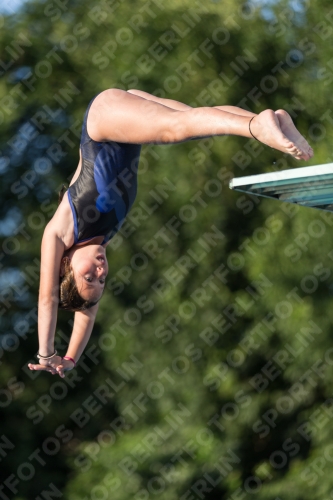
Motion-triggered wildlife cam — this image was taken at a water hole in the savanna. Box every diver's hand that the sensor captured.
[28,356,74,378]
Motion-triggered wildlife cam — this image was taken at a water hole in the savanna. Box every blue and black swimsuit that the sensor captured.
[68,95,141,244]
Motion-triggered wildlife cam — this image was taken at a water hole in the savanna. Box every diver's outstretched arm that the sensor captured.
[37,225,64,356]
[56,305,99,377]
[28,224,64,374]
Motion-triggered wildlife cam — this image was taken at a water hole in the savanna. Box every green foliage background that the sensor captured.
[2,0,333,498]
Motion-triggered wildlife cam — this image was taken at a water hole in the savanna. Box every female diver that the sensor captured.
[27,88,313,378]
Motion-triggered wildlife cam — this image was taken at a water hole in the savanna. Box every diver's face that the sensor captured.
[65,245,109,302]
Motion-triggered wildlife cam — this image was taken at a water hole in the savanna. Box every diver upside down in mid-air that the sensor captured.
[27,88,313,377]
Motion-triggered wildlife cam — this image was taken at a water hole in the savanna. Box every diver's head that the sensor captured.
[59,244,108,311]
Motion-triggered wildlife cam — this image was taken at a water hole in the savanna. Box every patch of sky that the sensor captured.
[7,122,37,161]
[250,0,308,22]
[11,310,34,338]
[34,183,56,203]
[0,156,10,175]
[33,135,52,149]
[9,153,25,167]
[7,66,32,84]
[252,0,278,21]
[0,206,22,237]
[0,0,30,14]
[0,268,24,288]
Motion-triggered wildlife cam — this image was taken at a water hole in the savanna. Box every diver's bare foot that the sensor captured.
[275,109,313,160]
[250,109,313,161]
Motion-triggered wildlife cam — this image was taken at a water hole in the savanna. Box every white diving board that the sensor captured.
[229,163,333,212]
